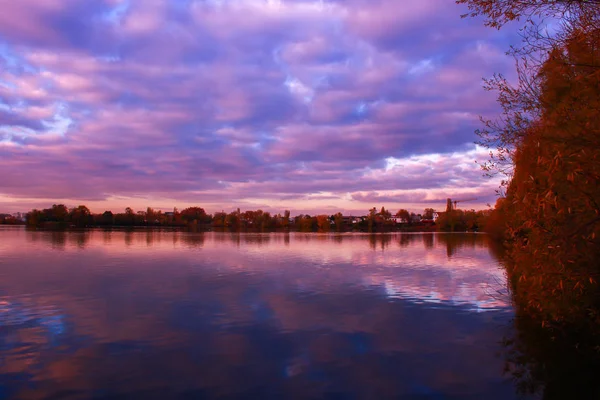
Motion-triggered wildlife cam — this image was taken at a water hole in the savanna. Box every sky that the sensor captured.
[0,0,519,215]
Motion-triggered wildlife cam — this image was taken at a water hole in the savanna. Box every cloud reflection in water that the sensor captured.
[0,228,517,399]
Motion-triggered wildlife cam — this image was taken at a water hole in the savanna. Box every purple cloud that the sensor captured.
[0,0,516,214]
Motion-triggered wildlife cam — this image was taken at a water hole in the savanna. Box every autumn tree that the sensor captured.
[226,208,242,230]
[334,212,344,232]
[461,0,600,326]
[502,32,600,323]
[45,204,69,222]
[181,207,210,225]
[23,204,69,227]
[368,207,377,232]
[457,1,600,33]
[379,206,391,220]
[125,207,136,225]
[212,212,227,228]
[458,0,600,181]
[316,215,330,232]
[395,209,410,223]
[101,211,114,226]
[297,215,316,232]
[69,205,92,227]
[26,209,43,227]
[423,208,435,220]
[260,211,272,231]
[145,207,157,224]
[0,214,21,225]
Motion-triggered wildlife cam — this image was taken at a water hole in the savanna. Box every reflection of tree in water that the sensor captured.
[68,231,91,249]
[502,305,600,399]
[22,230,496,258]
[330,234,343,245]
[486,238,506,263]
[124,230,134,247]
[395,233,489,256]
[228,232,241,247]
[27,230,88,248]
[145,230,156,247]
[423,233,434,250]
[50,231,67,250]
[398,234,413,248]
[368,234,392,251]
[436,234,488,258]
[242,234,271,246]
[500,253,600,399]
[102,230,112,245]
[180,232,205,248]
[0,229,522,398]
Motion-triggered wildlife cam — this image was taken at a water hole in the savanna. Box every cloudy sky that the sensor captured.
[0,0,518,215]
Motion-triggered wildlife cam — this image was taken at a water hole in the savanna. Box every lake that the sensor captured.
[0,227,524,399]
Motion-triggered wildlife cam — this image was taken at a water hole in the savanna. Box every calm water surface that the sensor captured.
[0,228,521,399]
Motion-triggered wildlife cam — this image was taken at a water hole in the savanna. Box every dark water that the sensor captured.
[0,228,522,399]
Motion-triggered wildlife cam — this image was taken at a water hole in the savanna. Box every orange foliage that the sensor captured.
[499,30,600,324]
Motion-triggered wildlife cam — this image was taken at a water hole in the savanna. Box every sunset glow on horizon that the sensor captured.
[0,0,518,215]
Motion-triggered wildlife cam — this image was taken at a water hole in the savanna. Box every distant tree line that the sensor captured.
[436,209,492,233]
[25,205,213,229]
[0,214,24,225]
[21,204,492,232]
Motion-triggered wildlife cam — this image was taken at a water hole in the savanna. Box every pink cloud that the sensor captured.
[0,0,515,213]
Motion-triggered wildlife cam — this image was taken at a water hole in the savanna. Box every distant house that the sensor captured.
[12,212,25,221]
[391,217,408,224]
[164,212,175,217]
[433,212,446,221]
[342,216,363,224]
